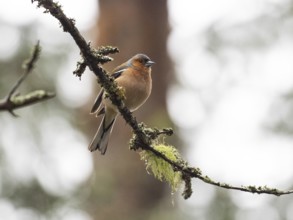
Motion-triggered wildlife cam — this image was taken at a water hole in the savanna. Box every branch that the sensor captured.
[0,41,55,116]
[137,140,293,198]
[32,0,293,199]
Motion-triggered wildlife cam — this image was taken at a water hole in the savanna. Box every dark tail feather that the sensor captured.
[88,115,116,154]
[90,90,104,114]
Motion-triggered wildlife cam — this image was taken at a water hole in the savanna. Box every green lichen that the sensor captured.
[140,144,183,193]
[11,90,55,106]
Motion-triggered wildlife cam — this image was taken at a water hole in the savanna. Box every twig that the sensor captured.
[0,41,55,116]
[32,0,293,198]
[138,141,293,197]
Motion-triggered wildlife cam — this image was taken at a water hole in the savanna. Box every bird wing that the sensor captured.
[111,64,128,79]
[90,65,128,114]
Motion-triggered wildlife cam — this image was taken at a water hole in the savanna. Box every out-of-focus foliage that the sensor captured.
[168,0,293,219]
[0,20,92,220]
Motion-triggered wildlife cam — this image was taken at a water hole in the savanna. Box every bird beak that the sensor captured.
[145,60,155,67]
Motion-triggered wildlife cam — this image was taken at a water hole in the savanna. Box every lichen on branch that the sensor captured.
[0,41,55,116]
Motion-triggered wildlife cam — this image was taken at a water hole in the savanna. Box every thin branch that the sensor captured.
[0,41,55,116]
[137,141,293,197]
[7,41,41,98]
[32,0,293,198]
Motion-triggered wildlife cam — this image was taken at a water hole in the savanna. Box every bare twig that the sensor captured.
[0,41,55,116]
[32,0,293,198]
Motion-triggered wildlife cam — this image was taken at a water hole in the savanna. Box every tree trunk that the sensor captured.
[87,0,173,219]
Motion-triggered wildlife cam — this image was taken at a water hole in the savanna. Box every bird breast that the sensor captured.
[117,72,151,111]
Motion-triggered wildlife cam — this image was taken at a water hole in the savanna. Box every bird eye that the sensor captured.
[133,54,154,67]
[144,58,150,64]
[139,58,148,64]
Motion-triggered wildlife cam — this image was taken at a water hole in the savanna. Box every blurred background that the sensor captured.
[1,0,293,219]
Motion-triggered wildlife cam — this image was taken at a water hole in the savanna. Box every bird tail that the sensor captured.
[88,111,117,154]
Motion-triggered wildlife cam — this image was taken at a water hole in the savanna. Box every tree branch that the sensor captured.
[32,0,293,199]
[0,41,55,116]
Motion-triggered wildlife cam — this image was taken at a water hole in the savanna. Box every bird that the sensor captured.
[89,54,154,155]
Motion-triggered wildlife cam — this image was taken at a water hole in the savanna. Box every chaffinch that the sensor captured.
[89,54,155,154]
